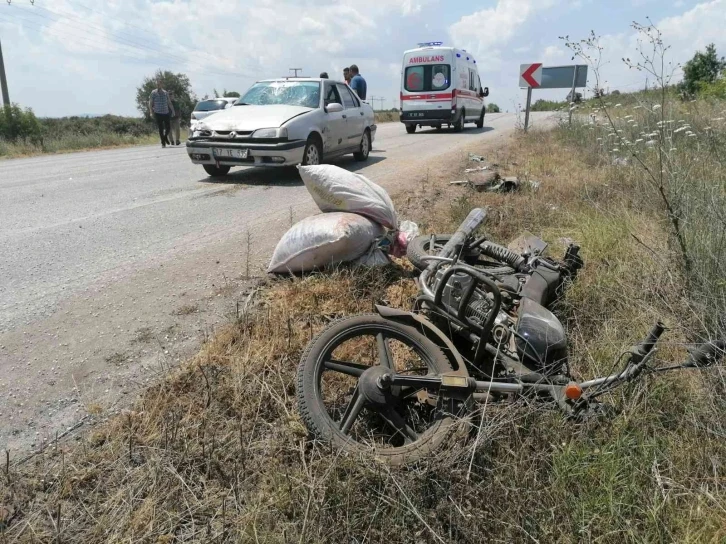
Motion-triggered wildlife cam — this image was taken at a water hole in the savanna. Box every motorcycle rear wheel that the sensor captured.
[297,314,465,465]
[407,234,516,275]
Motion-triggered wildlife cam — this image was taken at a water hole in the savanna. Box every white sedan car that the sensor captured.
[186,78,377,177]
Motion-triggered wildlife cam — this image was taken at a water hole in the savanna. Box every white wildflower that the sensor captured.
[712,117,725,122]
[687,134,697,138]
[704,126,712,131]
[646,141,656,147]
[615,103,622,107]
[669,148,677,152]
[673,126,688,134]
[652,105,662,110]
[635,139,644,143]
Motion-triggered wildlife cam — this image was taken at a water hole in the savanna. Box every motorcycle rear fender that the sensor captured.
[375,305,470,379]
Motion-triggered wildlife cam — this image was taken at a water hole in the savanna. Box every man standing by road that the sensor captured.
[349,65,367,101]
[168,90,182,146]
[148,79,174,148]
[343,67,351,85]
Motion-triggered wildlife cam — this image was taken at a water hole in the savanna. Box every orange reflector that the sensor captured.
[565,383,583,400]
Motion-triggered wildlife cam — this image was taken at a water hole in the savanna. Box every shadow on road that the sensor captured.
[413,126,495,136]
[196,155,387,186]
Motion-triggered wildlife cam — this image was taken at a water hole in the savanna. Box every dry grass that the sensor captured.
[375,111,399,124]
[2,125,725,543]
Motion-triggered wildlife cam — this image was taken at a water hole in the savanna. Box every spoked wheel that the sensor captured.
[406,234,516,275]
[297,314,465,465]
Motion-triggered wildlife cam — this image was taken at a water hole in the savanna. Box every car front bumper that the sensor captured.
[186,139,307,167]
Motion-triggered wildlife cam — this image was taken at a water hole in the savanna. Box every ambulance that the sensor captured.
[400,42,489,133]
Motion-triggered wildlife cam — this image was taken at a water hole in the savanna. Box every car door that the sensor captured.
[322,82,347,153]
[336,84,365,150]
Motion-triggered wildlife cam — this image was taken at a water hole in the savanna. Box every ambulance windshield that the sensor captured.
[404,64,451,92]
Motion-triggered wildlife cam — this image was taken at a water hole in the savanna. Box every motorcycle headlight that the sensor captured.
[251,127,288,139]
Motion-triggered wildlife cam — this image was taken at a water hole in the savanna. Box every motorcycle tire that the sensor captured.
[407,234,516,275]
[297,314,466,466]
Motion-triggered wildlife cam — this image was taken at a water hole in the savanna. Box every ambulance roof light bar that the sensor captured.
[417,41,443,47]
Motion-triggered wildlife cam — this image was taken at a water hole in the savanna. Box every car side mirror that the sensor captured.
[326,102,344,113]
[480,87,489,98]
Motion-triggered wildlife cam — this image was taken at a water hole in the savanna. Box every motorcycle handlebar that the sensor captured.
[639,322,666,356]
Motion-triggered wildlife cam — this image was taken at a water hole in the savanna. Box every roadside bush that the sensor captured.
[487,102,501,113]
[0,104,43,143]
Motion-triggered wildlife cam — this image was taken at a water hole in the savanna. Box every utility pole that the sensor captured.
[288,68,303,78]
[0,38,10,107]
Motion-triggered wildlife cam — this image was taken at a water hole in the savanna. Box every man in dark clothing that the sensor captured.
[148,79,174,147]
[349,65,367,100]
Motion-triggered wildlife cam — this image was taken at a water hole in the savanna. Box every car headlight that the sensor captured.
[251,127,288,139]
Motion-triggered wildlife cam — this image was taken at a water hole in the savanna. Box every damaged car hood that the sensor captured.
[198,105,313,131]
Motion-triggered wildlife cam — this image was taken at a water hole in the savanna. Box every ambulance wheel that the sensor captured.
[434,124,442,131]
[454,110,465,132]
[476,110,485,129]
[406,124,417,134]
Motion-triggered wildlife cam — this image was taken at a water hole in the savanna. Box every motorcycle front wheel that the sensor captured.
[297,314,465,465]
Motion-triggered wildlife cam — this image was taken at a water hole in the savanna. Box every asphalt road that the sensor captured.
[0,112,550,452]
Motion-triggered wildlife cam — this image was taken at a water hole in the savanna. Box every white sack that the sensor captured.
[298,165,398,229]
[268,212,385,274]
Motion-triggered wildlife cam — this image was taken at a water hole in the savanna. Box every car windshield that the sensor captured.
[237,81,320,108]
[194,99,229,112]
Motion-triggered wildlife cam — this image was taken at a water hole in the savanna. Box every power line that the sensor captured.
[31,1,247,75]
[0,7,254,81]
[3,2,258,81]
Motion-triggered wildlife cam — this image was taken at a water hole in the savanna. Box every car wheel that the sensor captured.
[354,129,371,161]
[203,164,230,177]
[302,136,322,166]
[454,110,465,132]
[405,124,417,134]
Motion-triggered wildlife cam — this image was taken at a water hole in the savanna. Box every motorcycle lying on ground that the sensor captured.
[296,209,725,465]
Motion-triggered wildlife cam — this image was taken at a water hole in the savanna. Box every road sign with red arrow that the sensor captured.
[519,63,543,88]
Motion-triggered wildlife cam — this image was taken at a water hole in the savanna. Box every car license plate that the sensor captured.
[411,113,424,118]
[213,147,249,159]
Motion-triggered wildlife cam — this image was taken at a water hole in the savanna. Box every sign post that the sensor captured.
[524,87,532,131]
[519,63,588,131]
[568,66,578,126]
[519,63,542,132]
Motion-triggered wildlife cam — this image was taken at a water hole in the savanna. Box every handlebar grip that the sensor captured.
[638,322,666,357]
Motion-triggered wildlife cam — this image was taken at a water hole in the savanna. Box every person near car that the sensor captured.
[148,80,174,148]
[168,91,182,146]
[349,65,367,100]
[343,67,351,85]
[319,72,329,79]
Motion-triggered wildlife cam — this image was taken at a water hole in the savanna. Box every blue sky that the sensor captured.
[0,0,724,117]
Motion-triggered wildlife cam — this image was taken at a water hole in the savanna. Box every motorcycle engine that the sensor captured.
[435,270,495,328]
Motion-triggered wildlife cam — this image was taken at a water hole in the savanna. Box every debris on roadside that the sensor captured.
[267,165,419,274]
[450,180,469,185]
[612,157,629,166]
[465,166,489,173]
